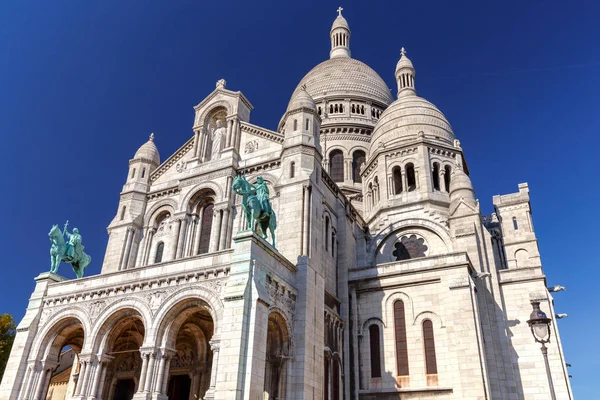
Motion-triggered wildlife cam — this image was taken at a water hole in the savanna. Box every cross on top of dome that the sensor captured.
[337,6,343,16]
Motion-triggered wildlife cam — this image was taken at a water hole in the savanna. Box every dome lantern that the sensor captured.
[395,47,416,98]
[330,7,351,59]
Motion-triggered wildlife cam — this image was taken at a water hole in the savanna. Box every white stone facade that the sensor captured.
[1,10,573,400]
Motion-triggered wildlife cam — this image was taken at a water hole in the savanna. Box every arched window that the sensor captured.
[131,168,136,179]
[120,206,126,221]
[318,107,322,115]
[154,242,164,263]
[444,165,451,192]
[330,104,333,113]
[374,176,380,203]
[290,161,295,178]
[512,217,518,230]
[293,119,298,131]
[340,104,344,113]
[305,118,309,130]
[325,216,330,252]
[406,163,416,191]
[423,320,438,375]
[432,163,440,191]
[352,150,366,183]
[142,168,146,178]
[393,166,402,194]
[394,300,409,377]
[198,204,214,254]
[369,324,382,378]
[361,105,365,115]
[329,150,344,182]
[352,104,356,113]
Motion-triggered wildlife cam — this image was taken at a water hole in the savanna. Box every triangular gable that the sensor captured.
[150,136,195,185]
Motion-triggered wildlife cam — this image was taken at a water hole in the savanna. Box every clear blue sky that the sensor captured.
[1,0,598,396]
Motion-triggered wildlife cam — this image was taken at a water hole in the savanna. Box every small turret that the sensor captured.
[395,47,416,97]
[330,7,351,59]
[282,88,322,154]
[127,133,160,187]
[449,166,476,207]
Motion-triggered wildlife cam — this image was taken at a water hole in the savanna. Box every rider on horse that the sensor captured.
[65,227,84,262]
[237,176,273,216]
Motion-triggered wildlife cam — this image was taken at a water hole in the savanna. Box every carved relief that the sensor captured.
[244,140,259,154]
[88,300,106,321]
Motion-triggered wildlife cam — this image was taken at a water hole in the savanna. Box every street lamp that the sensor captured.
[527,301,556,400]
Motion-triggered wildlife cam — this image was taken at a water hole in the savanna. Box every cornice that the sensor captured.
[241,121,284,144]
[150,137,194,182]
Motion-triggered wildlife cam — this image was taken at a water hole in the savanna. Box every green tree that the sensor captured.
[0,314,16,381]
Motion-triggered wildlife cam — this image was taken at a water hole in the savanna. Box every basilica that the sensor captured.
[1,9,573,400]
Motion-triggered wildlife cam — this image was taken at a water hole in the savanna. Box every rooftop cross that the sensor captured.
[149,133,155,142]
[401,47,406,57]
[337,6,343,16]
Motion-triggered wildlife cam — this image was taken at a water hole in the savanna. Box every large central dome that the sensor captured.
[290,57,394,106]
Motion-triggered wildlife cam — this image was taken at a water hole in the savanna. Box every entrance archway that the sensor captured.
[23,317,85,400]
[93,309,146,400]
[157,298,215,399]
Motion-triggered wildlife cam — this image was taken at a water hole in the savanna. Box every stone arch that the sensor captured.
[384,291,415,325]
[361,316,386,332]
[88,299,152,353]
[146,199,177,227]
[153,297,214,350]
[373,218,453,262]
[181,183,222,212]
[196,102,233,128]
[264,309,292,400]
[515,248,530,268]
[413,310,445,328]
[31,310,88,362]
[150,286,224,342]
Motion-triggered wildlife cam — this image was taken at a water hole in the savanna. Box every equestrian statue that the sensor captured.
[49,221,91,278]
[232,174,277,247]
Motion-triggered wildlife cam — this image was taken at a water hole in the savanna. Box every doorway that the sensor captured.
[113,379,135,400]
[168,374,192,400]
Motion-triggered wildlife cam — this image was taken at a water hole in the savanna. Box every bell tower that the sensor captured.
[101,134,160,273]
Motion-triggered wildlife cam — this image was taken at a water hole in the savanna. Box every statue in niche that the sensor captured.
[211,119,226,160]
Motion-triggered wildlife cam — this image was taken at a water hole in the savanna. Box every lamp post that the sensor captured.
[526,301,556,400]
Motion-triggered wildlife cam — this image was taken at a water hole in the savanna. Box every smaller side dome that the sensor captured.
[450,167,475,204]
[134,133,160,166]
[287,87,316,112]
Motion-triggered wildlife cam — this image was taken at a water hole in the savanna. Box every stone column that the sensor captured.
[144,353,157,393]
[79,358,94,398]
[209,209,222,253]
[119,228,132,271]
[137,352,149,394]
[201,130,210,162]
[122,227,135,270]
[73,358,88,397]
[175,217,188,259]
[440,169,447,192]
[203,340,220,400]
[193,209,204,256]
[153,355,166,394]
[143,228,156,265]
[233,118,241,151]
[135,226,150,266]
[302,185,311,256]
[225,118,234,149]
[184,216,196,257]
[170,219,182,261]
[96,358,111,400]
[192,129,201,158]
[161,353,173,395]
[219,208,230,250]
[402,170,408,194]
